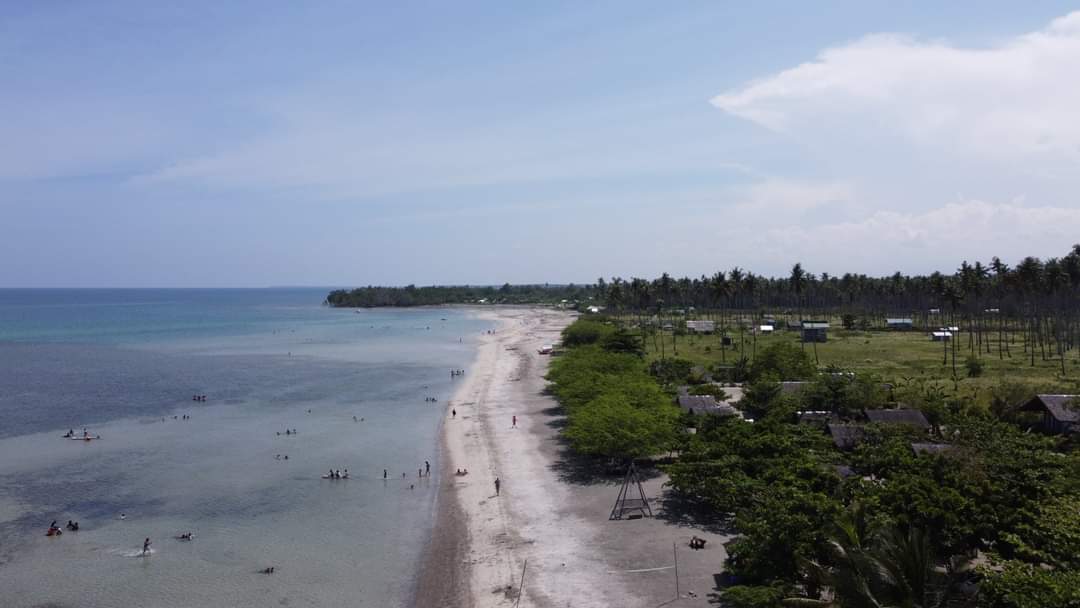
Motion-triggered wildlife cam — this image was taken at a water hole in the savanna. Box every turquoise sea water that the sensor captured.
[0,289,487,608]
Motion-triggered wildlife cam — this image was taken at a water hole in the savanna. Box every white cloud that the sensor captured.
[712,12,1080,168]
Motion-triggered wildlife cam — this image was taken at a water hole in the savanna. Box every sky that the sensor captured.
[3,1,1080,287]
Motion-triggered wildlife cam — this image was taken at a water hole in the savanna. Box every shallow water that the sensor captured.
[0,289,486,607]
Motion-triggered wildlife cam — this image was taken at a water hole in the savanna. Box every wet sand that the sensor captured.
[416,307,732,607]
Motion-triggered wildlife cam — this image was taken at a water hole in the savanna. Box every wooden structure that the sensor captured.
[610,461,653,520]
[801,321,829,343]
[1019,394,1079,434]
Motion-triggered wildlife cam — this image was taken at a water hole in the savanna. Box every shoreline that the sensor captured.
[415,306,732,608]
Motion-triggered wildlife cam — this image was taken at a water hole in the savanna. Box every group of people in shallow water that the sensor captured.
[192,394,207,402]
[325,468,349,479]
[450,369,465,377]
[277,428,298,436]
[424,396,438,402]
[62,428,99,440]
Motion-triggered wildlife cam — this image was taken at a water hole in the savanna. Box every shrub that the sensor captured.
[965,355,985,378]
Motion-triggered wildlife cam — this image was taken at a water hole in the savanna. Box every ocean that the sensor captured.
[0,289,487,608]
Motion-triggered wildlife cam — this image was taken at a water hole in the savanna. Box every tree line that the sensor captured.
[325,283,597,308]
[597,245,1080,373]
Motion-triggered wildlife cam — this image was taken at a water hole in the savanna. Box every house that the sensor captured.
[676,394,739,417]
[886,317,914,330]
[911,442,955,456]
[864,408,931,430]
[931,331,952,342]
[1019,394,1079,434]
[586,305,601,314]
[801,321,829,343]
[828,424,866,450]
[686,320,715,333]
[759,324,775,334]
[786,320,803,331]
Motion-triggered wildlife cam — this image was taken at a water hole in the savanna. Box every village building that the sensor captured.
[864,408,931,430]
[801,320,829,343]
[885,317,914,330]
[676,394,739,417]
[827,424,866,450]
[685,319,715,333]
[1019,394,1079,434]
[931,331,952,342]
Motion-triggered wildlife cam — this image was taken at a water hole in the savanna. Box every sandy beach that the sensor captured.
[417,307,730,608]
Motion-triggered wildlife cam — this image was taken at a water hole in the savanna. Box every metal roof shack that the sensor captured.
[886,318,914,330]
[676,394,739,417]
[1019,394,1079,434]
[801,321,829,343]
[864,408,930,430]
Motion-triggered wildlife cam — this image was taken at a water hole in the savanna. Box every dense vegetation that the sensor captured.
[547,316,1080,608]
[546,320,677,460]
[325,283,596,307]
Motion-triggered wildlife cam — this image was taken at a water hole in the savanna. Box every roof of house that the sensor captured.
[802,321,830,329]
[886,318,913,324]
[1020,394,1080,423]
[828,424,866,450]
[911,442,955,456]
[864,408,930,429]
[677,394,739,417]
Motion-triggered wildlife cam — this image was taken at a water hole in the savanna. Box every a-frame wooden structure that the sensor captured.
[609,461,653,520]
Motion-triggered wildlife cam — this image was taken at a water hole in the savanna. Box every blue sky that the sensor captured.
[3,1,1080,287]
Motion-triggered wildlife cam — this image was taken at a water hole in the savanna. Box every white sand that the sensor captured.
[434,306,730,608]
[442,307,635,607]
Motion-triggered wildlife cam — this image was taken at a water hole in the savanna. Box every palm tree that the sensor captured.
[785,507,973,608]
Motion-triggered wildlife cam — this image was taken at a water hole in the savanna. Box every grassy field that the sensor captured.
[641,325,1080,394]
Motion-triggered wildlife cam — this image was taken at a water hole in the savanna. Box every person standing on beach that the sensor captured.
[452,408,456,418]
[494,477,500,496]
[425,461,430,476]
[383,469,388,479]
[512,415,516,428]
[142,538,151,555]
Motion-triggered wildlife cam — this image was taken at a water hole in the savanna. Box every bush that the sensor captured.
[689,383,730,402]
[649,358,694,385]
[965,355,985,378]
[749,342,816,381]
[561,320,615,347]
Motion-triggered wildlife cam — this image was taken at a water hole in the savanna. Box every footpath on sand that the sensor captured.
[417,307,731,608]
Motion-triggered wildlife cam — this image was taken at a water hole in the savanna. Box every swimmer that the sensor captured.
[120,513,127,520]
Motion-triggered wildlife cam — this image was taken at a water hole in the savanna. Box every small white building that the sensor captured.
[686,320,716,333]
[758,324,774,334]
[931,331,952,342]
